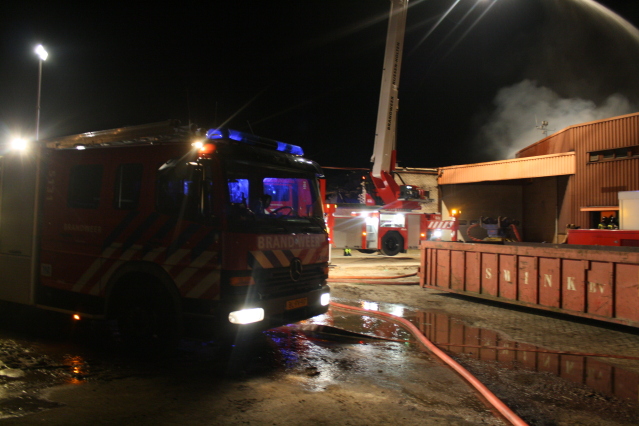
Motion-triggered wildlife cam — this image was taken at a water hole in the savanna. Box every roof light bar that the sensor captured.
[205,128,304,156]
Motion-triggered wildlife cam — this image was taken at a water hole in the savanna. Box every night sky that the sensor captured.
[2,0,639,169]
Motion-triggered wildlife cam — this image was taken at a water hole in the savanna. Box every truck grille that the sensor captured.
[254,264,326,299]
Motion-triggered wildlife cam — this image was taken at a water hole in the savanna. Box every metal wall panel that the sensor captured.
[420,240,639,328]
[557,113,639,228]
[518,256,538,304]
[498,254,517,300]
[616,263,639,322]
[481,253,499,296]
[587,261,614,317]
[438,152,575,184]
[450,250,465,291]
[516,127,574,157]
[562,260,586,312]
[465,251,481,293]
[539,257,561,308]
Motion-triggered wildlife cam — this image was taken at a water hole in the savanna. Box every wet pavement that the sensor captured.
[0,309,499,425]
[0,249,638,424]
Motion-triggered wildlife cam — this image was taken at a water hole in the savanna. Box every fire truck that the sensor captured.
[325,0,458,256]
[0,120,330,346]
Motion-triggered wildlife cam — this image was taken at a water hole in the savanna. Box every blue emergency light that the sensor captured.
[205,128,304,156]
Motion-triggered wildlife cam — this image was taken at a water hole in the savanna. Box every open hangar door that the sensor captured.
[440,176,568,243]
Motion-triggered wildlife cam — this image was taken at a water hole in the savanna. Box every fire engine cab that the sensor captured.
[0,120,330,345]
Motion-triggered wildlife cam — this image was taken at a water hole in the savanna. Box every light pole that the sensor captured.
[34,44,48,140]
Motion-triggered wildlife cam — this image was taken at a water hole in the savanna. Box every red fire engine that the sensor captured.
[325,0,458,256]
[0,120,330,345]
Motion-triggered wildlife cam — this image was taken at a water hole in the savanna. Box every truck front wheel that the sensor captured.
[114,281,181,351]
[381,232,403,256]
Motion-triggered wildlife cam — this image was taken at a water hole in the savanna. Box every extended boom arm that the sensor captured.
[369,0,423,209]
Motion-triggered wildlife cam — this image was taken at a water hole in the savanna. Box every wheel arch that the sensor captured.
[104,261,182,319]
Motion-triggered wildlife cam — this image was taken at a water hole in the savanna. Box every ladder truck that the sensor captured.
[326,0,458,256]
[0,120,330,347]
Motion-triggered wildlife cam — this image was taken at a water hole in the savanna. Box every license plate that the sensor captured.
[286,297,308,310]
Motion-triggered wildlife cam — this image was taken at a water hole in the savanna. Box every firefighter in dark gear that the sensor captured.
[343,247,352,256]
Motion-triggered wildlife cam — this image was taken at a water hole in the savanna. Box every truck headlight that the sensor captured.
[228,308,264,325]
[320,292,330,306]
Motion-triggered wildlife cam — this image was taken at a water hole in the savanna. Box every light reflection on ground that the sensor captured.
[300,299,639,403]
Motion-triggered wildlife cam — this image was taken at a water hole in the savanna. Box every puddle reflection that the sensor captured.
[62,355,88,385]
[415,311,639,402]
[306,303,639,403]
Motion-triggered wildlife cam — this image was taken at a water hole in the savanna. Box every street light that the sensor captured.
[34,44,48,140]
[10,138,28,151]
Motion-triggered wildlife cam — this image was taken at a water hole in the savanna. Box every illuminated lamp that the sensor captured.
[205,128,304,155]
[320,292,330,306]
[10,138,28,151]
[198,142,217,158]
[228,308,264,325]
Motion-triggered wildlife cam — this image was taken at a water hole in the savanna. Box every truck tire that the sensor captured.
[381,231,403,256]
[114,281,181,352]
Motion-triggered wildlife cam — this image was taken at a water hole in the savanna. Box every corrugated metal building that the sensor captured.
[438,112,639,243]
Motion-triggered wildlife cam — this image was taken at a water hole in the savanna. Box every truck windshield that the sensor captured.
[156,157,324,234]
[223,163,324,232]
[218,156,324,233]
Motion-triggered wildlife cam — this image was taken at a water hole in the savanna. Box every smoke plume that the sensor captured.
[478,79,636,159]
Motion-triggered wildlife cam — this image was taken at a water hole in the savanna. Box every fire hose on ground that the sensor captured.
[329,301,529,426]
[327,272,419,285]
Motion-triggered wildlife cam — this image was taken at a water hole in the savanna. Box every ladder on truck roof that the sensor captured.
[44,119,194,149]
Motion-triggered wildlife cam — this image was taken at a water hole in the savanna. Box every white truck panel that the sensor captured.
[619,191,639,230]
[332,217,365,249]
[0,256,33,304]
[0,154,38,305]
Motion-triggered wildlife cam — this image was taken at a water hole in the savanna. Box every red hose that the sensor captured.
[510,224,522,242]
[329,272,417,280]
[328,272,419,285]
[327,279,419,285]
[330,301,529,426]
[466,223,484,242]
